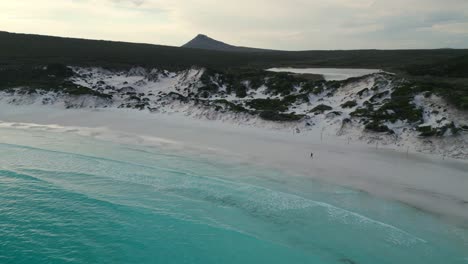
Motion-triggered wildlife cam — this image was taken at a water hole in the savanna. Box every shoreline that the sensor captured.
[0,104,468,224]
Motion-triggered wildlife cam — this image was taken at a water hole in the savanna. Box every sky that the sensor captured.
[1,0,468,50]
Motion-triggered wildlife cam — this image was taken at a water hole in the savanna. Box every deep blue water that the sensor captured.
[0,127,467,264]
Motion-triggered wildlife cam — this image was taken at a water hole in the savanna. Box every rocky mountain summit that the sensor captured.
[182,34,271,52]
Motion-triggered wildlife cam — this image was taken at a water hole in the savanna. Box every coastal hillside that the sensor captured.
[1,32,467,158]
[2,31,468,71]
[1,64,467,158]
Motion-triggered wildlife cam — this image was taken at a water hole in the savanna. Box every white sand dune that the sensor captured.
[0,103,467,224]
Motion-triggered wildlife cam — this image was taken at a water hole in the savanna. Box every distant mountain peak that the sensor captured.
[181,34,271,52]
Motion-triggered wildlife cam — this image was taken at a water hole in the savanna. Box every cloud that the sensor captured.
[0,0,467,49]
[111,0,146,6]
[433,22,468,35]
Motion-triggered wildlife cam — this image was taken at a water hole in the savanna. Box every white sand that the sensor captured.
[0,103,467,223]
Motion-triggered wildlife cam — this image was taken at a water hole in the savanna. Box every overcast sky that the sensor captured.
[1,0,468,50]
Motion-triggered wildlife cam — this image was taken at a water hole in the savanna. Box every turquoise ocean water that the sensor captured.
[0,126,467,264]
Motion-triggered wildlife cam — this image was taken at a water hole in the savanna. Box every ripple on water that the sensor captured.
[0,127,467,264]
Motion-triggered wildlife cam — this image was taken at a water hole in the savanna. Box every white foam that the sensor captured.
[0,103,467,223]
[235,183,427,245]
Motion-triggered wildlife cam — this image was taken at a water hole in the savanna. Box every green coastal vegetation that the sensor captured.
[0,31,467,127]
[0,64,110,98]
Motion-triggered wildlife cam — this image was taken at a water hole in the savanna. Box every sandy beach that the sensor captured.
[1,103,467,224]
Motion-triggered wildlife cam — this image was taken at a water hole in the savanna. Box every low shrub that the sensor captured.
[365,122,392,133]
[341,100,357,108]
[310,104,333,113]
[214,99,250,113]
[259,111,304,121]
[247,98,288,112]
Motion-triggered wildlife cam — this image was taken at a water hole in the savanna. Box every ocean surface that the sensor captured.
[1,125,467,264]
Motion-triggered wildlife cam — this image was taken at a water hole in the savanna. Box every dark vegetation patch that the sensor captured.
[406,79,468,110]
[404,55,468,78]
[300,81,326,94]
[202,67,311,102]
[348,77,468,134]
[352,82,423,123]
[0,64,111,98]
[369,90,390,102]
[328,111,342,116]
[213,99,250,113]
[200,68,271,96]
[265,72,303,96]
[283,93,309,104]
[163,92,189,103]
[259,111,305,121]
[350,108,371,118]
[357,88,369,97]
[350,81,425,133]
[247,95,309,111]
[198,77,219,96]
[234,82,248,98]
[364,122,392,133]
[127,95,141,101]
[290,73,324,81]
[247,98,288,112]
[417,123,460,137]
[310,104,333,114]
[377,100,422,123]
[341,100,357,108]
[417,125,437,137]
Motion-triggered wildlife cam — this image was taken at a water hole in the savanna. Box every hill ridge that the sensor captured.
[182,33,272,52]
